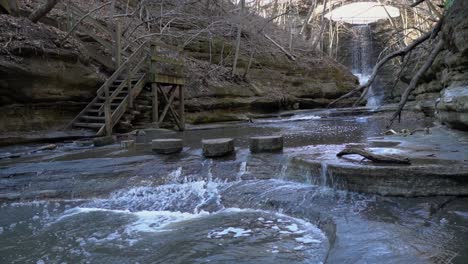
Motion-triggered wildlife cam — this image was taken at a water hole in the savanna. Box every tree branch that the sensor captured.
[410,0,426,8]
[60,2,112,43]
[387,38,445,127]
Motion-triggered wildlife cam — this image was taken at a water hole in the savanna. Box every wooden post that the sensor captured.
[128,66,133,108]
[178,85,185,131]
[152,83,159,127]
[115,18,122,68]
[104,86,112,136]
[66,0,73,31]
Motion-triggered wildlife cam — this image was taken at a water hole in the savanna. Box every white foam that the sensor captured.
[295,236,322,244]
[286,223,299,232]
[209,227,252,238]
[57,207,209,234]
[127,210,208,233]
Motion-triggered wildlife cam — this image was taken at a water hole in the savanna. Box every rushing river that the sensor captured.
[1,109,467,263]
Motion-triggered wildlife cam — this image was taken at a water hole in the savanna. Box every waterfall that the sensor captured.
[320,162,328,187]
[237,161,247,181]
[351,25,382,108]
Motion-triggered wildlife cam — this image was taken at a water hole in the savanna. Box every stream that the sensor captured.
[1,110,468,264]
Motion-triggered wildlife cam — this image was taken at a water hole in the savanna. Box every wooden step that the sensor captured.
[91,103,121,108]
[80,115,105,121]
[97,96,126,100]
[85,109,103,113]
[73,122,104,129]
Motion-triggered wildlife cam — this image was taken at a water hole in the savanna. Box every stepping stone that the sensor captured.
[202,138,235,158]
[121,140,136,150]
[152,139,183,154]
[93,136,115,147]
[250,136,283,153]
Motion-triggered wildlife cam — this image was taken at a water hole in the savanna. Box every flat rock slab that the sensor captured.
[202,138,235,157]
[250,136,283,153]
[152,139,183,154]
[93,136,115,147]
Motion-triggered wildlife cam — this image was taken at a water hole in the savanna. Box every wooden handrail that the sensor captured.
[97,54,148,115]
[96,41,149,96]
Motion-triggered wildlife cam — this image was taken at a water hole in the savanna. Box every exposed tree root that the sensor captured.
[328,18,443,108]
[337,148,411,164]
[388,38,445,128]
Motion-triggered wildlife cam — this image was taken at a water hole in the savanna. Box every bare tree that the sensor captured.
[232,0,245,77]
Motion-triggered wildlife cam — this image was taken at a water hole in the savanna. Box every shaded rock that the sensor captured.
[152,139,183,154]
[437,86,468,130]
[93,136,115,147]
[250,136,284,153]
[74,139,93,147]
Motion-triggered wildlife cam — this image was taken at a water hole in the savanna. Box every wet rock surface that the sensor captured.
[1,109,468,263]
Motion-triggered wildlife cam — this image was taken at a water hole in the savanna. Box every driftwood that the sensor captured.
[337,148,411,164]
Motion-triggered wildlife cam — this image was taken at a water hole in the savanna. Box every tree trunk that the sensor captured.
[29,0,60,23]
[232,0,245,77]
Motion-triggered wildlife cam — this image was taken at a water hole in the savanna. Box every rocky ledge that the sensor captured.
[285,127,468,197]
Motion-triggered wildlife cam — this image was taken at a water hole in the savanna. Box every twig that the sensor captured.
[3,36,13,49]
[61,2,112,44]
[263,33,296,61]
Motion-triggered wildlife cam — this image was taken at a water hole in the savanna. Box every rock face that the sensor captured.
[0,15,104,133]
[395,1,468,130]
[437,87,468,129]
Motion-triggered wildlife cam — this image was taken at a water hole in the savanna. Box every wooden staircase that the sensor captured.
[69,42,150,136]
[64,3,186,136]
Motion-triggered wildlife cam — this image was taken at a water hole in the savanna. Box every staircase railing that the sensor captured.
[99,40,150,136]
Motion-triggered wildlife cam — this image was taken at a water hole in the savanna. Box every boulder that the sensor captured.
[93,136,115,147]
[250,136,284,153]
[152,139,183,154]
[437,86,468,130]
[202,138,235,157]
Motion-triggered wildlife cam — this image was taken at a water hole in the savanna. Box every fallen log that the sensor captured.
[337,148,411,164]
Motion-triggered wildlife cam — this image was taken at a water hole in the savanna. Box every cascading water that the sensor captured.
[351,25,382,108]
